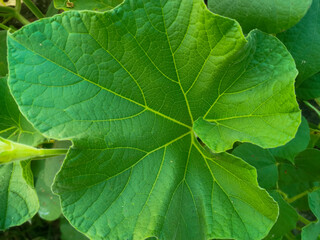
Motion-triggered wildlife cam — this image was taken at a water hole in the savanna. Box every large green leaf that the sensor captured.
[0,77,43,230]
[0,31,7,77]
[54,0,123,11]
[7,0,301,238]
[208,0,312,34]
[278,0,320,88]
[302,189,320,240]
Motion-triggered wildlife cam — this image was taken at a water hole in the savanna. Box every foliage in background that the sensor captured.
[208,0,312,34]
[0,0,319,239]
[54,0,123,11]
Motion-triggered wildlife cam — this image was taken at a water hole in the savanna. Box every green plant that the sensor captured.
[0,0,320,239]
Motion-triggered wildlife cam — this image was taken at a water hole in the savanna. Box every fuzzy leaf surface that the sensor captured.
[7,0,301,239]
[208,0,312,34]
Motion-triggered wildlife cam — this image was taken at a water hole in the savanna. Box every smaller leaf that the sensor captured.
[302,189,320,240]
[33,159,62,221]
[0,76,43,230]
[270,117,310,163]
[33,141,71,221]
[54,0,123,11]
[0,162,39,230]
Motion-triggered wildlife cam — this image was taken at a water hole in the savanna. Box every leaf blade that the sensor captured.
[6,0,301,238]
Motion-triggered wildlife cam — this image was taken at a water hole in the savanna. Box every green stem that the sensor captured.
[15,0,22,12]
[287,191,309,203]
[285,232,295,240]
[299,214,311,226]
[0,13,12,18]
[46,1,59,17]
[40,148,69,156]
[287,186,320,203]
[277,189,288,200]
[1,16,13,24]
[0,6,16,14]
[0,5,30,25]
[0,22,10,31]
[1,136,68,164]
[31,148,69,160]
[304,101,320,118]
[14,11,30,25]
[23,0,45,19]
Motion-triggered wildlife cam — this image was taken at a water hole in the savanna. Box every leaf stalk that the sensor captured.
[303,101,320,118]
[0,137,68,164]
[23,0,45,19]
[298,214,311,226]
[0,22,11,31]
[14,11,30,25]
[15,0,22,12]
[287,186,320,203]
[0,5,30,25]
